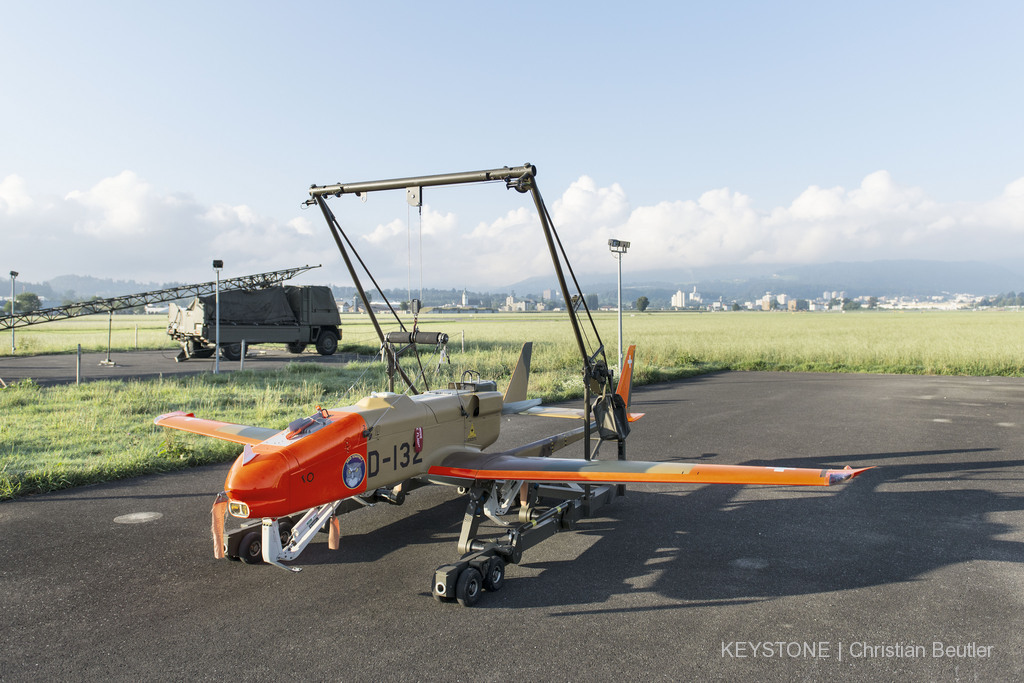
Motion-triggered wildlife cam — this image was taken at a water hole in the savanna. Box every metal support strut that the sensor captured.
[431,478,621,606]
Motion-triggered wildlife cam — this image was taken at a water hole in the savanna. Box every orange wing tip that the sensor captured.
[827,465,874,485]
[627,412,645,422]
[154,410,195,425]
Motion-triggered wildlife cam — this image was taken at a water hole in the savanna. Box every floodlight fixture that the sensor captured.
[9,270,17,352]
[213,260,223,373]
[608,238,630,373]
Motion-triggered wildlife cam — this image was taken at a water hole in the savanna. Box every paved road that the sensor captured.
[2,372,1022,680]
[0,347,365,386]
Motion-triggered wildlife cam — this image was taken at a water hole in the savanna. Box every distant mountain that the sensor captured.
[5,275,184,303]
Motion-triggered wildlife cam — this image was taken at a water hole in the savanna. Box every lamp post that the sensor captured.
[607,239,629,374]
[9,271,17,353]
[213,260,223,374]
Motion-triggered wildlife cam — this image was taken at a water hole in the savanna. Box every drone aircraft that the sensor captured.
[155,165,870,606]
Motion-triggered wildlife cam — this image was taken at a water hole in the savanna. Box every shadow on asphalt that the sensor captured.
[202,444,1024,613]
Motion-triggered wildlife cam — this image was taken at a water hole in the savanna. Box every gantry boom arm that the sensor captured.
[310,162,617,461]
[1,265,320,331]
[307,165,537,200]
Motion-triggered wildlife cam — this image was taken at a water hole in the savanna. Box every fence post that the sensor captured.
[240,340,246,371]
[76,344,81,384]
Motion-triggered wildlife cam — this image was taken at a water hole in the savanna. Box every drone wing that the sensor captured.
[429,451,871,487]
[154,411,279,446]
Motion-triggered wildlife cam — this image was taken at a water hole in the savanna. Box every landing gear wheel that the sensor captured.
[455,567,483,607]
[315,329,338,356]
[238,530,263,565]
[277,520,294,546]
[220,343,242,361]
[286,342,307,354]
[482,556,505,592]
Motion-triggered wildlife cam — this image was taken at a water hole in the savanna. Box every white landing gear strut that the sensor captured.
[261,500,343,572]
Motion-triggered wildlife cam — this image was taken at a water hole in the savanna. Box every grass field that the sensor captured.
[2,309,1022,499]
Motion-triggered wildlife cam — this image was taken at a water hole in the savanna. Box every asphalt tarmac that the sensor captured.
[2,369,1023,680]
[0,347,363,387]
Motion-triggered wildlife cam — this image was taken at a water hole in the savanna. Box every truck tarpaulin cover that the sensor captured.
[197,287,297,325]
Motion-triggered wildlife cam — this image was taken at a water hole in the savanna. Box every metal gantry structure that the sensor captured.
[306,165,633,599]
[307,164,619,462]
[0,265,321,332]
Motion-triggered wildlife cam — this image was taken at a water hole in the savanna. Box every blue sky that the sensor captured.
[2,1,1023,289]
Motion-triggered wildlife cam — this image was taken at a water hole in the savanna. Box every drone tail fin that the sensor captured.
[615,344,645,422]
[503,342,533,404]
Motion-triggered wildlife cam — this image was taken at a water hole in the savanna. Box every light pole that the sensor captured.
[9,271,17,353]
[608,239,629,374]
[213,260,223,374]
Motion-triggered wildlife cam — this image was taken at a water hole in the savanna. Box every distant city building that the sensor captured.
[503,294,528,312]
[671,290,685,308]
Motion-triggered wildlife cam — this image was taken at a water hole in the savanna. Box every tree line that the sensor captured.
[979,292,1024,307]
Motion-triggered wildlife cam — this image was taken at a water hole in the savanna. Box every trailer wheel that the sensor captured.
[220,343,242,361]
[315,329,338,356]
[455,567,483,607]
[287,342,307,354]
[482,556,505,592]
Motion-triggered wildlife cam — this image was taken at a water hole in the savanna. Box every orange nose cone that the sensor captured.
[224,450,293,518]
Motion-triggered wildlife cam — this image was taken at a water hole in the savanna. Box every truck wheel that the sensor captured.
[220,343,242,361]
[315,329,338,356]
[287,342,307,354]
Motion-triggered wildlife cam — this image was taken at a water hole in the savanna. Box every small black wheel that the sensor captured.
[238,530,264,564]
[482,556,505,592]
[277,519,293,546]
[315,329,338,356]
[455,567,483,607]
[286,342,307,354]
[220,343,242,361]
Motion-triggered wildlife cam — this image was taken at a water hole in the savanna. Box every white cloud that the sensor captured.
[363,218,407,245]
[0,174,33,214]
[64,170,156,237]
[551,176,630,228]
[2,172,337,283]
[4,169,1024,288]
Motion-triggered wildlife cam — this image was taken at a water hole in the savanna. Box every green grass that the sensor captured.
[2,309,1023,499]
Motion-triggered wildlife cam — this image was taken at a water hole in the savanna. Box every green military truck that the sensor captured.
[168,285,341,361]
